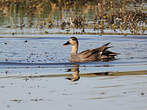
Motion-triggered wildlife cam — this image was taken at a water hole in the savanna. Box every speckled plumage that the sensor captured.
[64,37,119,62]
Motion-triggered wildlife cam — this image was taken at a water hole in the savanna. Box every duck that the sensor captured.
[63,37,119,62]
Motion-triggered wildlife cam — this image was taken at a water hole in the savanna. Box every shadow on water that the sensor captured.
[66,64,80,82]
[0,62,147,82]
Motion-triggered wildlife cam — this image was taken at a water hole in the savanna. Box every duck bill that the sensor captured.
[63,41,70,46]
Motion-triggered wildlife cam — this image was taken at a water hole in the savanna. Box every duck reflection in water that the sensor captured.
[66,64,80,82]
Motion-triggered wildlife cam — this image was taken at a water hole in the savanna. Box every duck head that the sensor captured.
[63,37,78,46]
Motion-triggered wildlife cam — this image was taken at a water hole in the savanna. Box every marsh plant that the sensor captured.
[0,0,146,35]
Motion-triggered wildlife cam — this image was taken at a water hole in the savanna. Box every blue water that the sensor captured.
[0,35,147,110]
[0,34,147,75]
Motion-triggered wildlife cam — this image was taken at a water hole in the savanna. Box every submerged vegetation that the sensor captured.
[0,0,146,35]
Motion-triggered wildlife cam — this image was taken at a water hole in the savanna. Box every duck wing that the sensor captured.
[78,42,112,59]
[79,48,99,58]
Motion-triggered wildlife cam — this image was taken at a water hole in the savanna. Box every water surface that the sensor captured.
[0,1,147,108]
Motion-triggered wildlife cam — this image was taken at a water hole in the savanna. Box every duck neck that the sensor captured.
[71,44,78,55]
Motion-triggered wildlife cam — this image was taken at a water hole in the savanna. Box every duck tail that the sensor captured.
[106,51,120,56]
[103,42,111,46]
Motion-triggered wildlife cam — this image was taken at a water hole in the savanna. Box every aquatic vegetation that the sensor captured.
[0,0,146,35]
